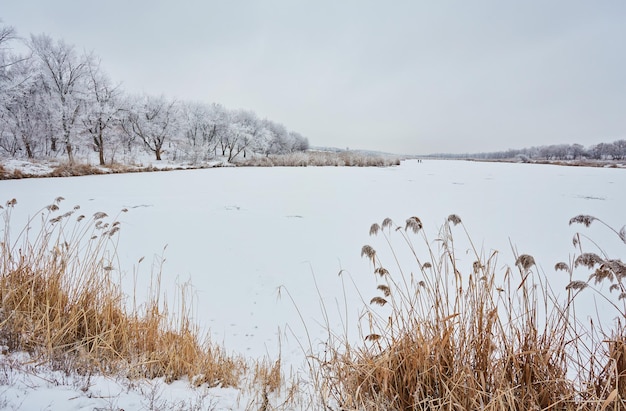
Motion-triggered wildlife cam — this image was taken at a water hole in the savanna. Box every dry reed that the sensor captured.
[0,197,245,386]
[237,151,402,167]
[313,214,626,410]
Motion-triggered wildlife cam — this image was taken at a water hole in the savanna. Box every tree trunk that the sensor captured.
[22,137,33,158]
[98,136,105,165]
[65,141,74,164]
[62,113,74,164]
[94,126,105,165]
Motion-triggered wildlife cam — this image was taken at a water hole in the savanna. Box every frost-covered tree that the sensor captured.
[82,58,124,165]
[179,102,230,163]
[259,120,309,155]
[289,131,309,152]
[0,23,28,77]
[568,143,586,160]
[124,94,178,161]
[0,23,17,77]
[223,109,262,161]
[0,58,48,158]
[262,120,289,155]
[1,24,311,165]
[30,34,89,163]
[613,140,626,160]
[0,24,48,158]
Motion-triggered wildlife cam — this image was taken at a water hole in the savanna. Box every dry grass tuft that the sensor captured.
[313,215,626,410]
[48,162,105,177]
[0,198,246,387]
[0,164,25,180]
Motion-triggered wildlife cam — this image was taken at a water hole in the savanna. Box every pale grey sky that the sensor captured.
[2,1,625,154]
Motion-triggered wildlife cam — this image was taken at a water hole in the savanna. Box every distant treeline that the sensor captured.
[0,22,309,166]
[428,140,626,162]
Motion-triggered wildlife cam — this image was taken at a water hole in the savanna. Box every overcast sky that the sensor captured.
[2,1,625,154]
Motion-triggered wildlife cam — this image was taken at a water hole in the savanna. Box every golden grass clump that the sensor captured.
[314,214,626,410]
[47,162,105,177]
[0,197,245,386]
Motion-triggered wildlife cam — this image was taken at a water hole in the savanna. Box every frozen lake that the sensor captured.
[2,159,625,368]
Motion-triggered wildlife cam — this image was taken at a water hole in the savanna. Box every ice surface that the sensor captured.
[0,159,624,409]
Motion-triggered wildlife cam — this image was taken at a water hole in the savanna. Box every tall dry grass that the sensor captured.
[0,197,244,386]
[314,214,626,410]
[237,151,402,167]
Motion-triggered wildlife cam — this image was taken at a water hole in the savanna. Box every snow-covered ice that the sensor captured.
[0,159,624,409]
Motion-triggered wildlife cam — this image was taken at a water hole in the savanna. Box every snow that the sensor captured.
[1,158,58,176]
[0,159,625,409]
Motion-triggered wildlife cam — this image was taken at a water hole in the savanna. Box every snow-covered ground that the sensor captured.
[0,159,625,410]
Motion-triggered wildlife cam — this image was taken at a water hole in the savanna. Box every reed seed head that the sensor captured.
[590,267,614,284]
[516,254,536,271]
[377,284,391,297]
[369,223,380,236]
[93,212,108,220]
[361,245,376,264]
[569,215,596,227]
[554,262,570,272]
[422,262,432,270]
[381,218,393,230]
[405,216,423,234]
[375,267,389,277]
[566,280,588,291]
[605,259,626,279]
[574,253,603,269]
[365,334,381,342]
[473,261,482,274]
[370,297,387,306]
[447,214,462,226]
